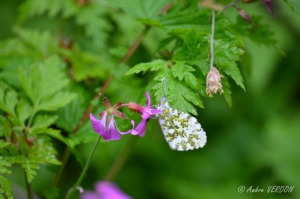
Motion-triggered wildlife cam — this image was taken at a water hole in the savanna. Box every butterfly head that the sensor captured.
[159,96,170,109]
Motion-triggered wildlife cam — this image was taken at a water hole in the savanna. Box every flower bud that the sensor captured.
[206,67,224,97]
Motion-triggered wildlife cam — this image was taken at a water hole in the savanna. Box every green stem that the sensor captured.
[104,136,138,181]
[66,136,102,199]
[25,172,33,199]
[27,99,39,128]
[50,147,71,187]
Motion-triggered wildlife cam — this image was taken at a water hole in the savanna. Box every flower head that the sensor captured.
[126,92,161,136]
[206,67,224,97]
[81,181,132,199]
[90,98,133,141]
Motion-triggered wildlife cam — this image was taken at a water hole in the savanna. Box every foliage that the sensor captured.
[0,0,299,198]
[284,0,300,15]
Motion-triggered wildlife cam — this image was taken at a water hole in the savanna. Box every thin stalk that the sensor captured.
[66,136,102,199]
[50,26,151,188]
[25,172,33,199]
[104,136,138,181]
[27,99,39,128]
[50,147,70,187]
[210,10,215,70]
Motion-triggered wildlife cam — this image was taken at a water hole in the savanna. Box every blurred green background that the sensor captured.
[1,0,300,199]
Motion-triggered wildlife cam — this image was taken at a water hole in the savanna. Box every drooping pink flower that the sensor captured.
[126,92,161,136]
[81,181,132,199]
[90,98,134,141]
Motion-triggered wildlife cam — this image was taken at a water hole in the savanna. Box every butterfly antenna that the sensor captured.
[162,77,167,97]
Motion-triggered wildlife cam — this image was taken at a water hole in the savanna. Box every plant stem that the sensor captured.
[210,10,215,70]
[25,172,33,199]
[66,136,102,199]
[50,147,70,187]
[50,26,150,189]
[104,136,138,181]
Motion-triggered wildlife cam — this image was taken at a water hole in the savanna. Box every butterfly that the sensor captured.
[157,79,207,151]
[157,97,207,151]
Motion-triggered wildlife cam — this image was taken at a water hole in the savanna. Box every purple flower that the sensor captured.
[81,181,132,199]
[90,98,134,141]
[126,92,161,136]
[262,0,273,16]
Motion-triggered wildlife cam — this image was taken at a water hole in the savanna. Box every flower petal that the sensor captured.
[134,119,147,137]
[81,191,99,199]
[113,110,127,119]
[112,101,123,109]
[94,181,132,199]
[119,120,138,135]
[103,97,112,109]
[90,113,121,140]
[107,119,121,140]
[145,91,151,107]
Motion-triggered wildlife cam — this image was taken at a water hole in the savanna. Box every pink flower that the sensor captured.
[81,181,132,199]
[90,98,134,141]
[126,92,161,136]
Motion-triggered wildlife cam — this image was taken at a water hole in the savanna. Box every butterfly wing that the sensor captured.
[159,107,207,151]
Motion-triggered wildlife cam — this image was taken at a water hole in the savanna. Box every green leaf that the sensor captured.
[152,67,203,115]
[31,115,58,134]
[213,40,245,90]
[21,157,39,183]
[284,0,300,15]
[13,27,58,58]
[0,175,13,199]
[67,47,112,81]
[16,98,32,127]
[37,92,77,111]
[18,55,77,111]
[0,89,18,118]
[125,59,168,75]
[17,136,61,183]
[110,0,170,19]
[171,61,198,89]
[18,67,35,103]
[55,83,90,133]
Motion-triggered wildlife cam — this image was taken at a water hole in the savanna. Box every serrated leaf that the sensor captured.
[16,99,32,126]
[17,136,61,183]
[125,59,168,75]
[30,115,58,134]
[152,67,203,115]
[0,89,18,117]
[110,0,170,19]
[0,175,13,199]
[19,55,77,112]
[284,0,300,15]
[171,61,198,89]
[38,92,77,111]
[55,84,89,133]
[214,40,245,90]
[19,67,35,103]
[171,61,195,81]
[13,27,58,57]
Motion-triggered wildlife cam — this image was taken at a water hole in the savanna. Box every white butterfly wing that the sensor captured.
[159,107,207,151]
